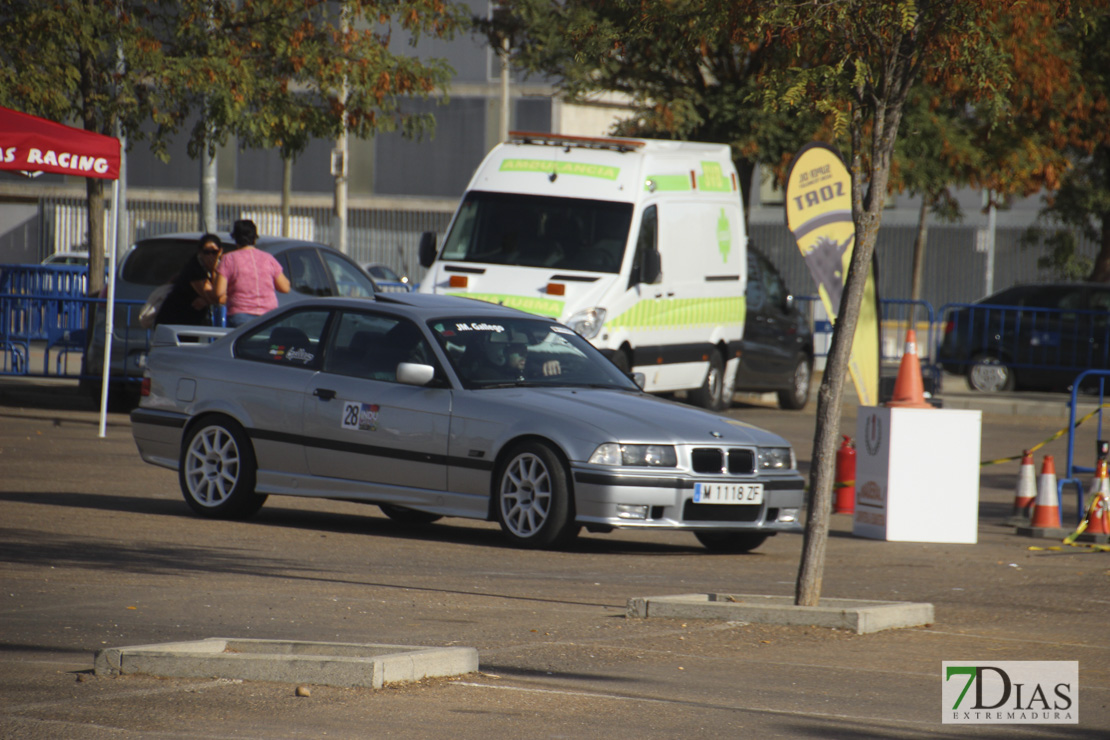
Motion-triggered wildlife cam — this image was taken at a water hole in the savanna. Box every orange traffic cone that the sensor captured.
[1009,450,1037,522]
[886,329,932,408]
[1030,455,1061,529]
[1086,460,1110,535]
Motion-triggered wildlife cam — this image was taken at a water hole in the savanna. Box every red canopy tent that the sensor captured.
[0,105,122,436]
[0,106,121,180]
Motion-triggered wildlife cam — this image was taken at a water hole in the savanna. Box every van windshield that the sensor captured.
[439,191,633,273]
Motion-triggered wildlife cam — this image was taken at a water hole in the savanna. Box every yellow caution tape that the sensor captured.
[982,403,1110,467]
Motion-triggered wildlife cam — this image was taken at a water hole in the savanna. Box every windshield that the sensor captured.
[439,191,633,273]
[428,316,638,390]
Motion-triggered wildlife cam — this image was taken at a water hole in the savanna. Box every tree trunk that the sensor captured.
[1090,210,1110,283]
[282,155,293,237]
[909,197,929,326]
[86,177,106,297]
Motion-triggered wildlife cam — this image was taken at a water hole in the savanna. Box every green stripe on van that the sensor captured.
[607,296,746,330]
[499,159,620,180]
[447,292,565,318]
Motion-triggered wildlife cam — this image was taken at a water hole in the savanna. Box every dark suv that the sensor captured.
[733,247,814,410]
[938,282,1110,392]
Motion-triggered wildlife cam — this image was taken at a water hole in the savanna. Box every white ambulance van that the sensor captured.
[417,132,747,410]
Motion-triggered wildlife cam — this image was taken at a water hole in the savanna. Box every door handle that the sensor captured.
[313,388,336,401]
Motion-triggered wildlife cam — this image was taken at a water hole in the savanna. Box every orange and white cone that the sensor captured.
[1086,460,1110,535]
[886,329,932,409]
[1010,450,1037,522]
[1030,455,1061,529]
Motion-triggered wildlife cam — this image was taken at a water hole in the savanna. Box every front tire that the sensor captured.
[496,441,579,549]
[777,356,812,410]
[689,350,727,411]
[967,354,1014,393]
[695,531,769,553]
[179,417,266,519]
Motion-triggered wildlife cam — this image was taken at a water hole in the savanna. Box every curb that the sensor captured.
[93,638,479,689]
[626,593,934,635]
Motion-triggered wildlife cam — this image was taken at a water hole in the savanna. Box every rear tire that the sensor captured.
[695,531,769,553]
[777,356,812,410]
[689,350,727,411]
[179,417,266,519]
[967,354,1014,393]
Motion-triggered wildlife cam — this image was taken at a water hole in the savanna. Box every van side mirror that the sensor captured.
[642,249,662,284]
[785,294,795,312]
[418,232,437,268]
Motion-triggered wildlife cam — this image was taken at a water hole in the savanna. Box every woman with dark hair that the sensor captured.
[215,219,291,327]
[153,233,223,326]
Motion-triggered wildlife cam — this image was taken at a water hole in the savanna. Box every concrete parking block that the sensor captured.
[627,593,934,635]
[94,638,479,689]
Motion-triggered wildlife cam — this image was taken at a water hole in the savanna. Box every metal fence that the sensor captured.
[39,194,456,285]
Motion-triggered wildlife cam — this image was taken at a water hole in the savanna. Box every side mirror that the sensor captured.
[396,362,436,387]
[418,232,437,268]
[631,371,647,389]
[642,249,662,284]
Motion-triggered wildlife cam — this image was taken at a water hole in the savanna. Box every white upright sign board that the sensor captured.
[854,407,982,543]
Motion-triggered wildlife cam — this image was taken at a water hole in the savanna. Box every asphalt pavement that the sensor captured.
[1,375,1108,739]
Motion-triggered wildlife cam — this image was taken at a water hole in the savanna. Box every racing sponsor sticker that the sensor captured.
[342,401,379,431]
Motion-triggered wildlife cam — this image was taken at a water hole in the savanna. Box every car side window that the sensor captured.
[235,309,330,368]
[764,259,786,312]
[282,248,331,296]
[746,251,766,313]
[323,311,435,383]
[320,251,376,298]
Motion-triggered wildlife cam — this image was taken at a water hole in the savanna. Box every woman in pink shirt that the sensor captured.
[216,219,291,327]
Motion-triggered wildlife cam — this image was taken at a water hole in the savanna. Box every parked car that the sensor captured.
[732,246,814,409]
[361,262,412,291]
[41,250,91,266]
[83,232,378,404]
[130,293,805,551]
[937,282,1110,393]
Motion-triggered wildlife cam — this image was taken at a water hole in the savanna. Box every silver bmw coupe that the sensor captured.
[131,293,804,551]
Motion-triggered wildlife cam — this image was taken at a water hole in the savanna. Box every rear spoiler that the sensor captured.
[151,324,232,348]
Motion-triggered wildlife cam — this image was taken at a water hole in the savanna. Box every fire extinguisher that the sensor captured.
[834,435,856,514]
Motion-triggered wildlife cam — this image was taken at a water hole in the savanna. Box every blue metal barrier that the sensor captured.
[936,301,1110,388]
[797,295,940,393]
[1058,370,1110,524]
[0,265,90,374]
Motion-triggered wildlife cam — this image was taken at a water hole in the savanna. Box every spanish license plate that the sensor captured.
[693,482,763,505]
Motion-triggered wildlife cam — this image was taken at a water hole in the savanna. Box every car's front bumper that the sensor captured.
[570,466,805,532]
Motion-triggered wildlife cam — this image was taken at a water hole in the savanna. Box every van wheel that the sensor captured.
[611,349,631,375]
[689,351,727,411]
[967,354,1014,393]
[777,356,812,410]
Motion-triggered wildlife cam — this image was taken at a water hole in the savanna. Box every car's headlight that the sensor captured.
[758,447,795,470]
[565,307,606,339]
[589,443,677,467]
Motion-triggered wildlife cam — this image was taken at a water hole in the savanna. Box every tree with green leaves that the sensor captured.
[0,0,176,294]
[164,0,466,237]
[1021,10,1110,281]
[480,0,820,212]
[756,0,1108,605]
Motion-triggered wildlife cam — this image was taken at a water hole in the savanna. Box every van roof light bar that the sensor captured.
[508,130,644,153]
